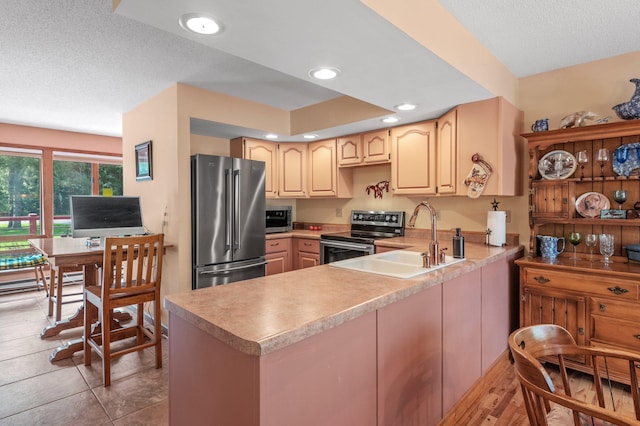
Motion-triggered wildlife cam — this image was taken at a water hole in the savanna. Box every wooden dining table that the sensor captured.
[30,237,133,362]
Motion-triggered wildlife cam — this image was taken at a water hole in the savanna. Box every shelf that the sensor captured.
[523,120,640,148]
[533,176,640,183]
[533,217,640,226]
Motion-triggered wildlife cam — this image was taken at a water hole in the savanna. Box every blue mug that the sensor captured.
[531,118,549,132]
[539,236,565,259]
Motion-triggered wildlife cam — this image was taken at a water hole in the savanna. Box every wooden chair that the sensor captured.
[83,233,164,386]
[0,234,49,293]
[508,324,640,426]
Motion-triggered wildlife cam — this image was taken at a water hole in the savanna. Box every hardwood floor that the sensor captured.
[446,351,637,425]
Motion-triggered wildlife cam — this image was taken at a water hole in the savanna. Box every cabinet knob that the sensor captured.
[270,242,279,247]
[599,303,606,312]
[534,276,550,284]
[607,286,629,295]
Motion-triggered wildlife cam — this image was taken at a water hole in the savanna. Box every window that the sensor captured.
[53,152,122,236]
[0,148,42,237]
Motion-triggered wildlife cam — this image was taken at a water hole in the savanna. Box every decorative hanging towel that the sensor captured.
[464,153,493,198]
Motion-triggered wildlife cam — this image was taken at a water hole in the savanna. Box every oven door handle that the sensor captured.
[320,239,373,251]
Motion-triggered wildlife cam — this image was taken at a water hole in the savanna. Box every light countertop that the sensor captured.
[165,241,523,356]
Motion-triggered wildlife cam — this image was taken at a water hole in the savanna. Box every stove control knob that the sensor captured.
[385,215,390,221]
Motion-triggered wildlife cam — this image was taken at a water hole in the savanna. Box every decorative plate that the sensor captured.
[575,192,610,218]
[538,150,577,180]
[613,142,640,176]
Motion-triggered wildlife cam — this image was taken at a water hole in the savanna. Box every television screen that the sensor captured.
[70,195,145,239]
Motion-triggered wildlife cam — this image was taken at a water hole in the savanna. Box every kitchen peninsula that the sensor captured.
[165,240,523,425]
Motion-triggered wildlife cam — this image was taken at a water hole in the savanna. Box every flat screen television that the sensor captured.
[70,195,145,239]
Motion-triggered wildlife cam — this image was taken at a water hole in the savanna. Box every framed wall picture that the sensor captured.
[135,141,153,181]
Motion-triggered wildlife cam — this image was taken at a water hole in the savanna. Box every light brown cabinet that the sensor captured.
[337,129,391,167]
[436,108,457,195]
[294,238,320,269]
[516,256,640,384]
[278,143,307,198]
[456,96,524,196]
[307,139,353,198]
[390,120,437,195]
[265,238,292,276]
[231,138,279,198]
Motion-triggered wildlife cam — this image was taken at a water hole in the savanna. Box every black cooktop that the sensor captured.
[320,210,405,244]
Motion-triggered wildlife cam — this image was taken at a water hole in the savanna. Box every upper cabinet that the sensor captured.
[231,138,278,197]
[337,129,390,167]
[278,143,307,198]
[456,96,524,196]
[308,139,353,198]
[232,96,523,199]
[436,108,457,195]
[390,120,437,195]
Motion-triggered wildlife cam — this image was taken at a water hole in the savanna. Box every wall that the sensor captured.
[0,123,121,154]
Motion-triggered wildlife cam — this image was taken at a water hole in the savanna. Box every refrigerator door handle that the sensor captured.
[198,260,267,276]
[225,168,232,251]
[233,168,241,250]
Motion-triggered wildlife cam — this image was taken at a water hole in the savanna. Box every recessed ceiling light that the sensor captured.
[303,134,318,139]
[382,117,399,123]
[265,133,278,139]
[395,103,416,111]
[309,67,341,80]
[179,13,223,35]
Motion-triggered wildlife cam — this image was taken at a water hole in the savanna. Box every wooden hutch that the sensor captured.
[516,120,640,384]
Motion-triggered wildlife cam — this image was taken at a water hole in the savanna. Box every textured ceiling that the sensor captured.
[1,0,639,140]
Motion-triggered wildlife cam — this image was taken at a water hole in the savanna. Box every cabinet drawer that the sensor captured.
[266,238,291,254]
[591,297,640,322]
[523,268,638,301]
[591,315,640,351]
[296,238,319,254]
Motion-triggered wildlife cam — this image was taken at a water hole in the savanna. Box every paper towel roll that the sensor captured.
[487,211,506,246]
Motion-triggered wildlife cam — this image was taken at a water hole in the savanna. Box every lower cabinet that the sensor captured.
[265,238,292,276]
[442,269,482,413]
[378,283,443,425]
[294,238,320,269]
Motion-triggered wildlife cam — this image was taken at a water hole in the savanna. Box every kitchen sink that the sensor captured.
[329,250,465,279]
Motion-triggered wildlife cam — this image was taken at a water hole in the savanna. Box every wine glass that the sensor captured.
[568,232,582,260]
[577,150,588,180]
[613,189,627,209]
[596,148,609,178]
[599,234,614,264]
[585,233,597,261]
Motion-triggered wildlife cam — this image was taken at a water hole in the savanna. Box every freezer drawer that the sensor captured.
[194,257,266,289]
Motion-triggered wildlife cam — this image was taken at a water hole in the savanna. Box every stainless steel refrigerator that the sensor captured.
[191,154,266,289]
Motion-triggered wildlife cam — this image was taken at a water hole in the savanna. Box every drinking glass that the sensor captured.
[613,190,627,209]
[596,148,609,178]
[615,147,629,164]
[577,150,588,180]
[568,232,582,260]
[585,233,597,261]
[599,234,614,264]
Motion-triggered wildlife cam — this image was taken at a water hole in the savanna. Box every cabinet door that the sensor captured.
[294,238,320,269]
[481,257,511,374]
[233,138,278,198]
[362,129,390,164]
[522,285,587,364]
[378,284,443,425]
[337,135,362,166]
[531,181,570,218]
[265,238,291,275]
[391,121,437,195]
[308,139,337,197]
[442,268,481,413]
[436,109,457,195]
[278,143,307,198]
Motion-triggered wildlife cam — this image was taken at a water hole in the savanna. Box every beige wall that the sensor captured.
[0,123,121,154]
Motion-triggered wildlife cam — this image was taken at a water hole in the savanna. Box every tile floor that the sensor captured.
[0,284,169,425]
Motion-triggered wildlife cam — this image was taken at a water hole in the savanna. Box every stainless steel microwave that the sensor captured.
[266,206,292,234]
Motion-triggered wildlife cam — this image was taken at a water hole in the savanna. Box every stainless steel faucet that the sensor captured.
[408,201,439,266]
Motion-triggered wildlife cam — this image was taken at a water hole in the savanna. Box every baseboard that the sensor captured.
[125,305,169,338]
